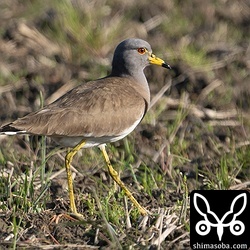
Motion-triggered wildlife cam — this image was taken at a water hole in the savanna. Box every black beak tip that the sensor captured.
[162,63,171,69]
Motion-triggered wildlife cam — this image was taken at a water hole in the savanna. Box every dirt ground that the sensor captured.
[0,0,249,249]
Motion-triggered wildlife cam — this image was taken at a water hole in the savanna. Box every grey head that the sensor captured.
[110,38,170,83]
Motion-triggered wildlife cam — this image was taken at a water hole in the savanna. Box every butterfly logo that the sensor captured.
[193,193,247,241]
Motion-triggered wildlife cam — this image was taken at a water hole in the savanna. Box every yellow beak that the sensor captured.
[148,53,171,69]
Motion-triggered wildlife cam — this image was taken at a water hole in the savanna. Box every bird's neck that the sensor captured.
[110,69,150,107]
[111,63,148,84]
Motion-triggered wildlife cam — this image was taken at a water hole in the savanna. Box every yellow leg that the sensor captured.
[65,140,86,217]
[99,144,147,216]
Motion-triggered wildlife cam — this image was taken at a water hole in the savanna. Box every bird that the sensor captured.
[0,38,170,217]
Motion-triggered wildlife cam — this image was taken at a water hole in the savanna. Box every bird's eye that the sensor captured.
[137,48,146,54]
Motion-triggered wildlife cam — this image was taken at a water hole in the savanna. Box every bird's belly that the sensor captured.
[51,134,127,148]
[50,117,141,148]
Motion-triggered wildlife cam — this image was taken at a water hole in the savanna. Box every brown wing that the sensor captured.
[6,77,149,137]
